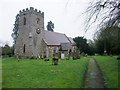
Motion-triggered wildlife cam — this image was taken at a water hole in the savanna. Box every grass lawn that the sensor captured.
[2,57,89,88]
[0,58,2,89]
[94,56,119,88]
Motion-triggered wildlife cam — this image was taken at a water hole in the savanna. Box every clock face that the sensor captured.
[36,28,41,34]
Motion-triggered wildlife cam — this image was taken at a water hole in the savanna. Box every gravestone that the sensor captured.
[117,56,120,60]
[61,53,65,59]
[66,54,70,60]
[52,58,58,65]
[16,54,20,62]
[73,49,80,60]
[44,59,49,61]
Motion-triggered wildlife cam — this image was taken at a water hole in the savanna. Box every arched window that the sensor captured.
[23,44,25,53]
[36,18,40,24]
[23,17,26,25]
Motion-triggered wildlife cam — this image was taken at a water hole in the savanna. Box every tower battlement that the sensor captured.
[19,7,44,17]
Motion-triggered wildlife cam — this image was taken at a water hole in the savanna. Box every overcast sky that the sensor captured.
[0,0,95,46]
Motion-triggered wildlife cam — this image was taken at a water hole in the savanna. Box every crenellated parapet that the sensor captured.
[19,7,44,17]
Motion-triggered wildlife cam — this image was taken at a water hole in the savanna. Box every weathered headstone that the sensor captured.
[73,49,80,60]
[66,54,70,60]
[44,59,49,61]
[103,50,107,56]
[16,54,20,62]
[52,58,58,65]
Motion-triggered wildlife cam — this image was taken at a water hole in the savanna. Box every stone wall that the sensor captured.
[46,45,60,57]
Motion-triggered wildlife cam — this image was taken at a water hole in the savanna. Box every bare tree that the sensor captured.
[85,0,120,32]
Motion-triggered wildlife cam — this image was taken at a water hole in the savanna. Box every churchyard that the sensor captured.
[2,56,118,88]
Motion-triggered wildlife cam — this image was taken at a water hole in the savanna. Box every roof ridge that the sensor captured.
[64,34,72,44]
[44,30,65,35]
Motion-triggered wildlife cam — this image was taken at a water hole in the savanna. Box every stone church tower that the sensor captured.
[14,7,44,58]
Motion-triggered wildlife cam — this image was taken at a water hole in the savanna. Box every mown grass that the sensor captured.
[2,57,89,88]
[0,58,2,89]
[94,56,119,88]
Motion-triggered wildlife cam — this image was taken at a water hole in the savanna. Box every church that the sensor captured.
[14,7,76,58]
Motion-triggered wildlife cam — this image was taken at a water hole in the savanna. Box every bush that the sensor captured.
[2,44,13,57]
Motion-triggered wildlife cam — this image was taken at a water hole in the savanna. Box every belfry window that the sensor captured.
[23,17,26,25]
[36,18,40,24]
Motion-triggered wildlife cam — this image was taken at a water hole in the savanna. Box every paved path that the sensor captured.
[84,58,105,88]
